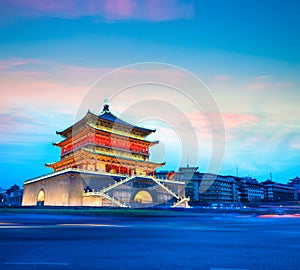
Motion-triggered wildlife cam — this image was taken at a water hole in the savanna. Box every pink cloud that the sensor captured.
[0,0,194,22]
[0,110,47,143]
[245,76,294,91]
[0,59,91,116]
[0,59,139,143]
[12,0,75,12]
[246,81,270,91]
[0,76,84,112]
[0,60,87,143]
[0,108,75,144]
[0,112,40,133]
[221,113,259,129]
[145,0,194,21]
[0,59,259,147]
[187,111,259,132]
[55,64,112,82]
[1,0,76,18]
[102,0,137,19]
[0,58,40,70]
[256,75,276,80]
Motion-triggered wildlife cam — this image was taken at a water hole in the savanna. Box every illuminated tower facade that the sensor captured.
[22,103,189,208]
[46,103,164,176]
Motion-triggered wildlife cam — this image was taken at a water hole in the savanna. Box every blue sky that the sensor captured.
[0,0,299,188]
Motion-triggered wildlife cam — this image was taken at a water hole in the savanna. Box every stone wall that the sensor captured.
[22,171,120,206]
[22,172,85,206]
[22,170,185,207]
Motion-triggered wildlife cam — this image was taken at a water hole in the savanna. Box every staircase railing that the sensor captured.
[84,175,190,207]
[100,192,128,208]
[172,197,190,208]
[98,175,138,194]
[145,176,180,200]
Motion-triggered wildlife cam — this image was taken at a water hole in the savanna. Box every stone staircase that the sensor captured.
[146,176,180,200]
[100,192,128,208]
[98,175,136,194]
[84,174,189,208]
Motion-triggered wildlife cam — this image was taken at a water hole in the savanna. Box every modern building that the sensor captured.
[262,180,295,202]
[288,176,300,201]
[195,174,240,203]
[22,103,189,208]
[175,167,199,201]
[156,166,299,204]
[239,177,264,203]
[174,168,241,204]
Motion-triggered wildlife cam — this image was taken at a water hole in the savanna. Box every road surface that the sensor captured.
[0,211,300,269]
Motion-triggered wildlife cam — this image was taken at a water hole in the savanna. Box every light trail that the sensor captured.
[0,223,127,229]
[4,262,69,266]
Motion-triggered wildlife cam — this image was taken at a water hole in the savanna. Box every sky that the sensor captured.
[0,0,299,188]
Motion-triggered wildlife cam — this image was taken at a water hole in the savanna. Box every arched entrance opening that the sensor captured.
[134,190,153,204]
[37,189,45,206]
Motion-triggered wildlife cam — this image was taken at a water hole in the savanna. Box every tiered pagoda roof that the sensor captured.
[46,103,165,175]
[57,104,156,139]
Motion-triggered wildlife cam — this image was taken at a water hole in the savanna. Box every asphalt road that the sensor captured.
[0,212,300,269]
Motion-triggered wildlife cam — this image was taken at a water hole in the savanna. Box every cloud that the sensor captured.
[255,75,276,80]
[246,81,270,91]
[188,111,259,131]
[0,58,196,123]
[221,113,259,129]
[289,138,300,150]
[0,0,194,22]
[55,64,112,82]
[0,58,114,114]
[0,58,40,70]
[245,75,294,91]
[0,58,99,144]
[102,0,137,19]
[144,0,194,21]
[0,74,84,113]
[0,109,64,144]
[211,74,230,83]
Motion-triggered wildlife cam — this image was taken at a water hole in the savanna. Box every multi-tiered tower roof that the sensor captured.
[46,103,165,176]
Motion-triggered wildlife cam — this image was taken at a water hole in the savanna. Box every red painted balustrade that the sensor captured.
[61,135,149,155]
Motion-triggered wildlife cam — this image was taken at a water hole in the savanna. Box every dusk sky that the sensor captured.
[0,0,299,188]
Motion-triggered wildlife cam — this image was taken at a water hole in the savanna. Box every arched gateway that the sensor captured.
[37,189,45,206]
[134,190,153,204]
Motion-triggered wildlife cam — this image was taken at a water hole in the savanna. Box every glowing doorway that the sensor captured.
[37,189,45,206]
[134,190,153,204]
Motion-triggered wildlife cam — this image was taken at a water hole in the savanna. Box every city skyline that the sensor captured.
[0,0,300,187]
